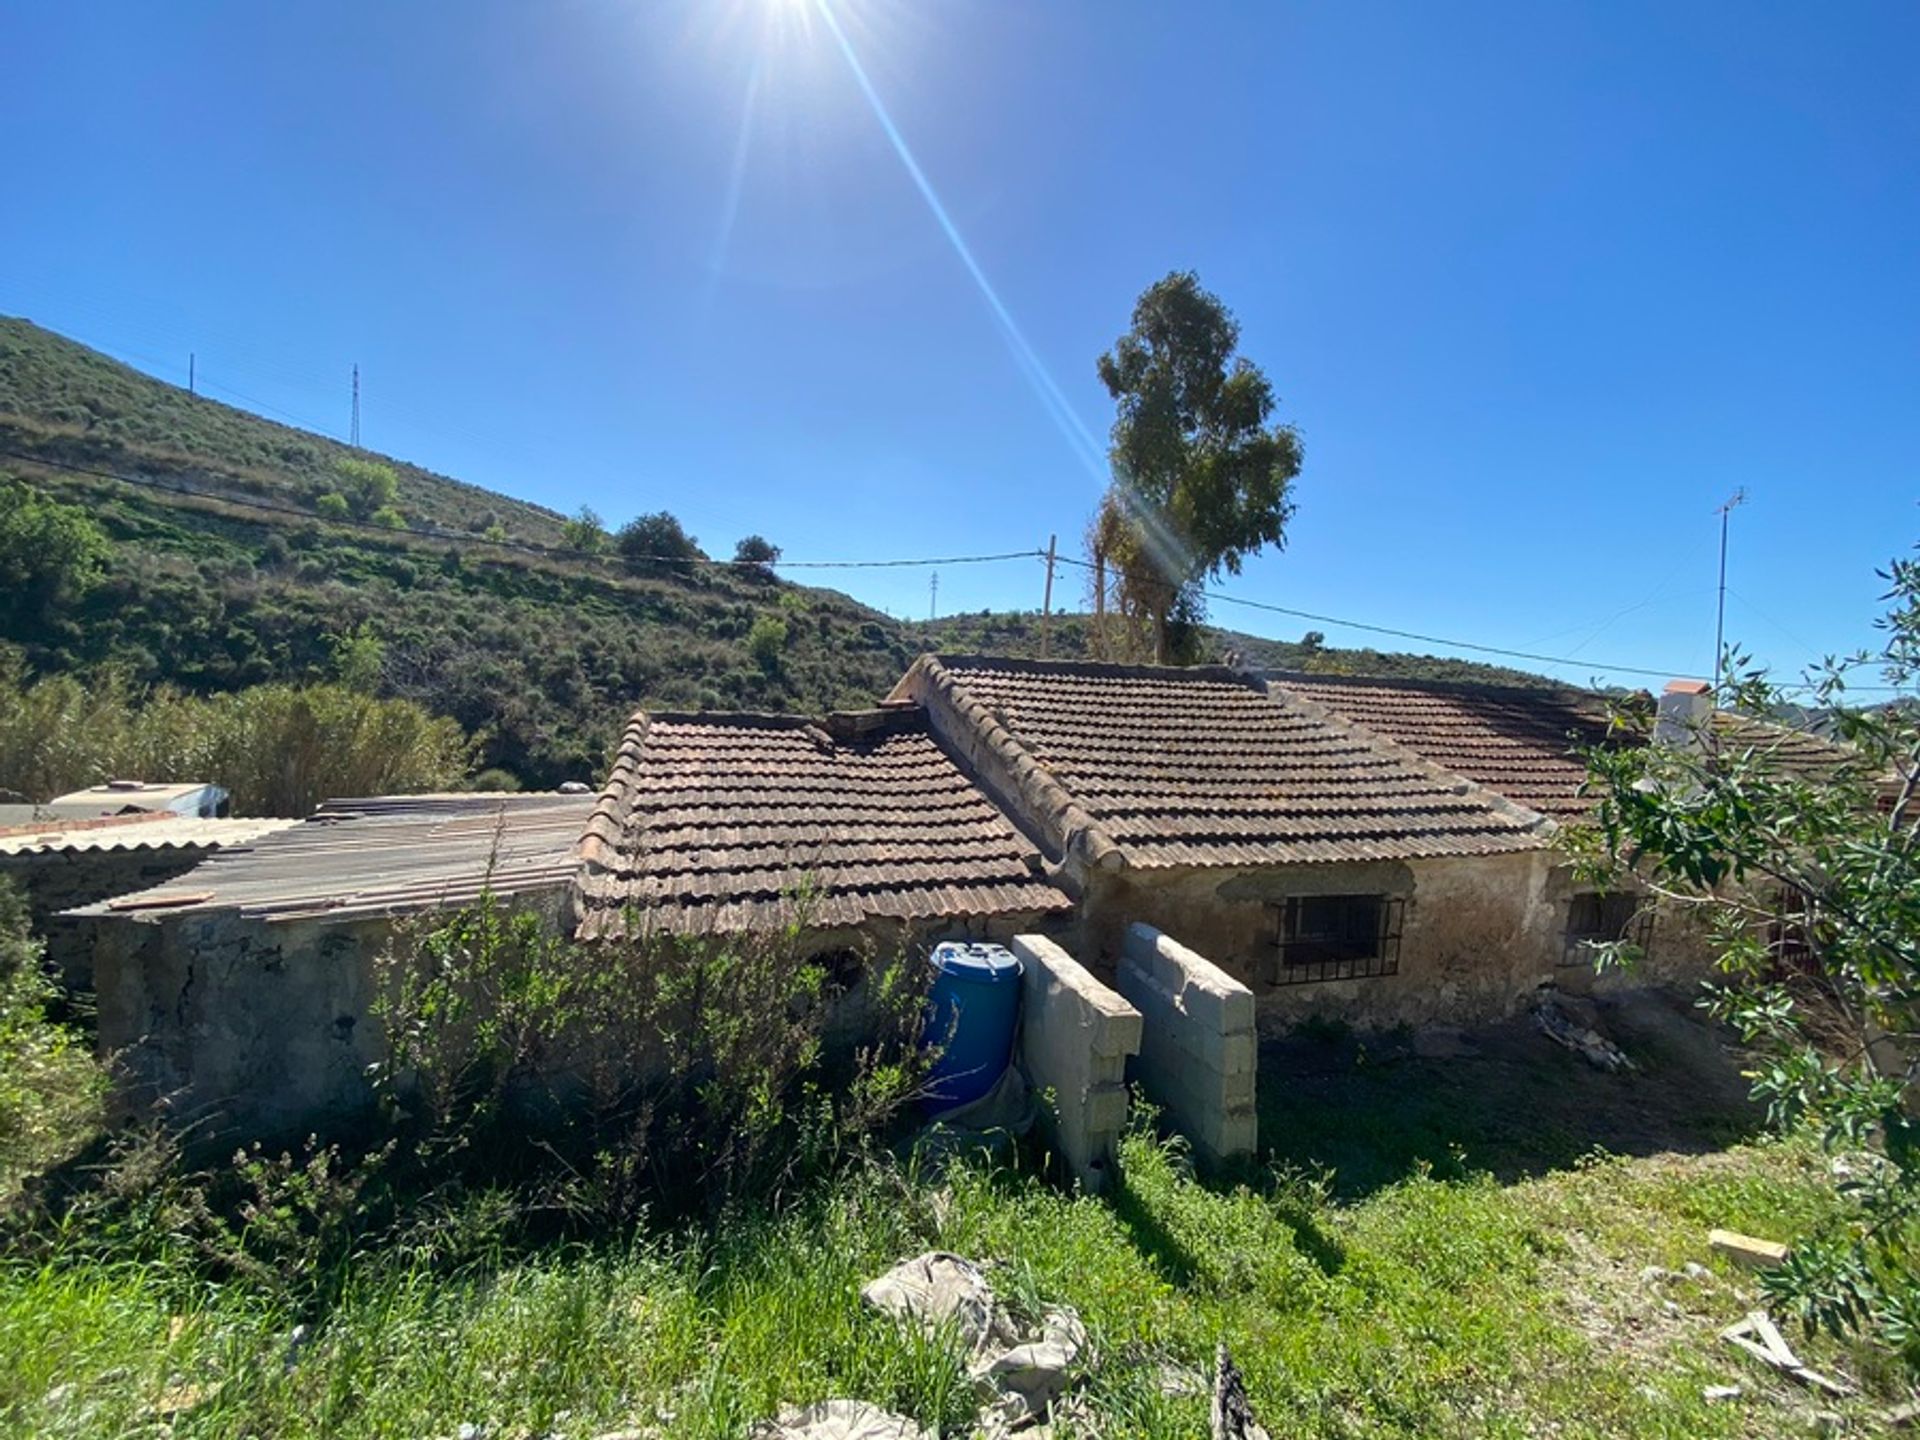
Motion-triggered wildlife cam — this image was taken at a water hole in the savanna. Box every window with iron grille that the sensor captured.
[1767,888,1819,970]
[1561,892,1653,966]
[1271,894,1404,985]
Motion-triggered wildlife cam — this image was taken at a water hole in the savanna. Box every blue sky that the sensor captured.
[4,1,1916,692]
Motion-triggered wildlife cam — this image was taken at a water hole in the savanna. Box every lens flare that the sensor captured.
[808,0,1108,486]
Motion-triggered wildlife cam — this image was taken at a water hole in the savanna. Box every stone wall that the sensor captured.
[2,847,213,992]
[1083,850,1716,1033]
[1115,923,1257,1164]
[1011,934,1140,1193]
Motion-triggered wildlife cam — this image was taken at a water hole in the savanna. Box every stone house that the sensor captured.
[76,793,596,1132]
[884,657,1775,1029]
[76,655,1845,1135]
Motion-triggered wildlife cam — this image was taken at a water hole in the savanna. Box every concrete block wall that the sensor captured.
[1012,934,1141,1193]
[1117,922,1257,1164]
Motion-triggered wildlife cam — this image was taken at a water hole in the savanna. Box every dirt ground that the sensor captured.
[1257,985,1765,1197]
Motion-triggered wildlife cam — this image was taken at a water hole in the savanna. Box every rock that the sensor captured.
[1152,1360,1208,1397]
[862,1252,1088,1427]
[1703,1384,1742,1402]
[749,1400,933,1440]
[1683,1262,1712,1281]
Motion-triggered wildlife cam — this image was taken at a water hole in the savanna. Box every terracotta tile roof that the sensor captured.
[1269,673,1616,819]
[1269,672,1861,818]
[574,707,1072,936]
[899,657,1546,868]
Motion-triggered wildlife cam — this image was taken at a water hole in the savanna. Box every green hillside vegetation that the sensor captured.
[1,317,1562,793]
[0,318,566,543]
[910,610,1559,689]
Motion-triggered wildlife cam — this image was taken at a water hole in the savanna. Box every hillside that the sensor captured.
[1,317,1558,786]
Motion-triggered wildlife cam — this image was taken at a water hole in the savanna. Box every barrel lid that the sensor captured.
[930,941,1021,982]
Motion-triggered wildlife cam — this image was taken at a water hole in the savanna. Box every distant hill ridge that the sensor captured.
[0,316,1558,786]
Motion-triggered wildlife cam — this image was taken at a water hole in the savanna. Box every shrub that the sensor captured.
[561,506,609,554]
[0,649,475,815]
[372,505,408,531]
[617,511,705,572]
[0,878,106,1200]
[748,615,790,671]
[372,895,927,1217]
[0,477,108,624]
[314,491,351,520]
[335,456,400,520]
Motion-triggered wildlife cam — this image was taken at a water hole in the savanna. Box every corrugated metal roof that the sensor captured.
[71,793,594,923]
[0,812,296,858]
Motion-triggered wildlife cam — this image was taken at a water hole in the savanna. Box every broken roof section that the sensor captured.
[574,706,1073,937]
[891,656,1547,869]
[72,793,593,923]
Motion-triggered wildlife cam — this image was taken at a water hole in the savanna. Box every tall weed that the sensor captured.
[0,646,473,814]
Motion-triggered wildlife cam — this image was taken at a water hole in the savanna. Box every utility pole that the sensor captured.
[188,352,195,396]
[1040,534,1057,658]
[1714,488,1747,687]
[1092,545,1107,660]
[350,364,361,447]
[929,571,938,622]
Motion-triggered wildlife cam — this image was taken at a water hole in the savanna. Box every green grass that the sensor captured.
[0,1128,1902,1440]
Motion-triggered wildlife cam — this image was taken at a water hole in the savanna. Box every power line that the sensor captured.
[9,444,1906,692]
[1049,552,1679,680]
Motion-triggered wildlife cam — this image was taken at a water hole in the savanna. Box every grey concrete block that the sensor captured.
[1116,924,1259,1165]
[1014,934,1143,1193]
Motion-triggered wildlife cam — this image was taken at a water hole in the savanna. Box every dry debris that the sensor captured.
[1719,1310,1853,1398]
[860,1252,1087,1430]
[1210,1345,1271,1440]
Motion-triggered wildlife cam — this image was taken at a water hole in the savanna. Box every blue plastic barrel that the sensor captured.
[922,942,1023,1112]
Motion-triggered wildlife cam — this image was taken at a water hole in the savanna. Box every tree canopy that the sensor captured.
[734,534,781,567]
[1092,271,1302,662]
[617,511,706,571]
[0,478,108,628]
[1573,547,1920,1366]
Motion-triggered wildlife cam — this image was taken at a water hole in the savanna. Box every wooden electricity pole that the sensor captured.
[1092,544,1107,659]
[1040,534,1057,658]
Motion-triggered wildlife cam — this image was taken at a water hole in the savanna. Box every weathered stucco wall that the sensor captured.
[89,901,1080,1142]
[3,848,212,992]
[90,909,396,1137]
[1082,850,1715,1032]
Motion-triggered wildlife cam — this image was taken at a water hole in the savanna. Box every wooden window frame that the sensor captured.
[1270,894,1405,985]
